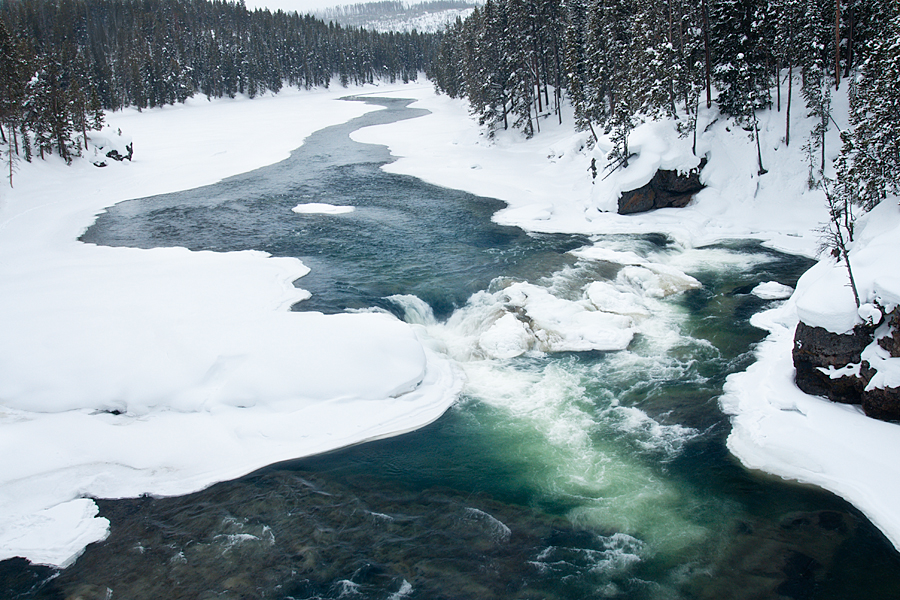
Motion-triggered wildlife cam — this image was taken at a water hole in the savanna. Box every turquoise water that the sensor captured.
[4,98,899,600]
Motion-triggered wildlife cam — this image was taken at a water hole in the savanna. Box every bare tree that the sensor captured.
[818,179,860,308]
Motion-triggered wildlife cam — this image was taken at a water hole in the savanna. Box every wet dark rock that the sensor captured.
[106,143,133,162]
[861,384,900,422]
[877,306,900,357]
[617,159,706,215]
[776,551,820,599]
[793,313,900,421]
[691,510,856,600]
[792,321,873,404]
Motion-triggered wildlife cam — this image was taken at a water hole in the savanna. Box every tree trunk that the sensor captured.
[834,0,841,89]
[702,0,712,109]
[846,3,854,77]
[502,96,508,130]
[776,59,781,112]
[692,93,700,155]
[785,63,793,146]
[755,115,767,175]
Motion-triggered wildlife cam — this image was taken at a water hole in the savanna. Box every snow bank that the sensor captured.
[722,296,900,551]
[0,83,462,567]
[794,199,900,333]
[351,86,837,256]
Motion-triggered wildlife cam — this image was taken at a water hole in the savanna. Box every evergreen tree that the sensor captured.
[836,4,900,209]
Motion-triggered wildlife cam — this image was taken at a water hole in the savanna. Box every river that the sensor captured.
[4,97,899,600]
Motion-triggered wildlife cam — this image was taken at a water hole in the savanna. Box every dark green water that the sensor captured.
[4,97,899,600]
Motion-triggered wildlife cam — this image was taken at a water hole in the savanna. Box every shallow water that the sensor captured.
[5,97,900,599]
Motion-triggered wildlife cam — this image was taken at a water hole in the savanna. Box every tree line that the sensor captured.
[429,0,900,211]
[0,0,439,177]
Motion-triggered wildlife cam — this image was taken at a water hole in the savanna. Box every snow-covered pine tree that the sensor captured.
[562,0,592,134]
[798,0,836,184]
[605,0,653,169]
[469,0,516,135]
[507,0,538,137]
[836,2,900,210]
[710,0,772,174]
[670,0,707,153]
[771,0,804,146]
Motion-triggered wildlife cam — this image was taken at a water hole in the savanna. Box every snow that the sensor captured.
[347,85,900,552]
[794,199,900,334]
[752,281,795,300]
[292,202,355,214]
[0,84,462,567]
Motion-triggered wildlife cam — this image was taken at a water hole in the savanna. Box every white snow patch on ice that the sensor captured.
[752,281,794,300]
[292,202,355,214]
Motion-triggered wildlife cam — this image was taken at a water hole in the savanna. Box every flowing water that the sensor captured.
[4,97,900,599]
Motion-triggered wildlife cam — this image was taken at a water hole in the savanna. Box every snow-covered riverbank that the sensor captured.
[352,86,900,551]
[0,84,462,567]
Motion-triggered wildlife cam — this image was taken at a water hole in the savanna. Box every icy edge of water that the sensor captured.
[720,299,900,552]
[0,345,462,568]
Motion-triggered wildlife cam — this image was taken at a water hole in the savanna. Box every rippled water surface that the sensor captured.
[5,97,900,600]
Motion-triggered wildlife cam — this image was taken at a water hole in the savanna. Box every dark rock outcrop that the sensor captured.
[107,142,134,162]
[793,309,900,421]
[617,159,706,215]
[862,385,900,421]
[792,321,873,404]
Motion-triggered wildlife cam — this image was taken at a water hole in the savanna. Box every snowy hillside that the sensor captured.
[316,1,477,33]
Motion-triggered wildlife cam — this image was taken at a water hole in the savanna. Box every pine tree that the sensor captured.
[799,0,836,184]
[836,4,900,209]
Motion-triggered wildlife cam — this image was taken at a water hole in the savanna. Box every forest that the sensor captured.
[0,0,897,213]
[0,0,437,166]
[430,0,900,212]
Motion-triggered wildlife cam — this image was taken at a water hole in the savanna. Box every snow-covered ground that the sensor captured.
[2,78,898,568]
[0,84,462,567]
[350,85,900,551]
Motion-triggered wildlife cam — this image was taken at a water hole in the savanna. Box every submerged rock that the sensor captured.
[617,159,706,215]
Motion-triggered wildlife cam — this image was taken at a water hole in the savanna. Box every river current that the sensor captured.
[4,97,899,599]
